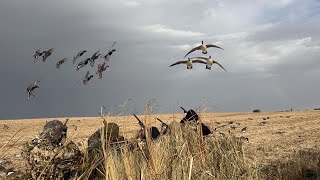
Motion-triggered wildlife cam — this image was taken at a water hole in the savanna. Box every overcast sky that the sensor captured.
[1,0,320,119]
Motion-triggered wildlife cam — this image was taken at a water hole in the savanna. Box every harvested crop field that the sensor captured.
[1,110,320,179]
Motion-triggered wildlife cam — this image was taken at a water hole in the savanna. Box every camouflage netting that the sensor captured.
[22,119,83,179]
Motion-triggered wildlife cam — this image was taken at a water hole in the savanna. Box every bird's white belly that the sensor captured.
[201,45,207,52]
[187,61,192,68]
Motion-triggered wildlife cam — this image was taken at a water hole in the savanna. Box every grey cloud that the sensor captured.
[1,0,320,119]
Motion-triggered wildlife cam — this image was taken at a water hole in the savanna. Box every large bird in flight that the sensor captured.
[191,56,227,71]
[27,81,40,100]
[76,58,90,70]
[89,50,101,67]
[73,50,87,64]
[103,41,117,63]
[184,41,223,58]
[56,58,67,68]
[42,48,54,62]
[169,58,206,69]
[83,71,94,85]
[96,61,109,79]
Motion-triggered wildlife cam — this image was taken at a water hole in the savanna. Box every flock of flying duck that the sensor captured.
[27,41,226,100]
[27,42,117,100]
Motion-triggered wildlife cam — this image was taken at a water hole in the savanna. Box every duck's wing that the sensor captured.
[91,51,100,58]
[85,71,90,78]
[169,60,187,67]
[111,41,117,48]
[206,44,224,50]
[27,81,39,91]
[212,60,227,72]
[47,48,54,52]
[192,59,207,64]
[89,59,95,67]
[184,45,201,58]
[98,63,102,70]
[98,71,103,79]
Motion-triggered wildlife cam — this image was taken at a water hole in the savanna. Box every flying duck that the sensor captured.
[89,50,101,67]
[27,81,40,100]
[191,56,227,71]
[42,48,54,62]
[33,49,41,63]
[96,62,109,79]
[83,71,94,85]
[76,58,90,70]
[103,41,117,62]
[169,58,206,69]
[103,49,116,62]
[184,41,223,58]
[73,50,87,64]
[56,58,67,68]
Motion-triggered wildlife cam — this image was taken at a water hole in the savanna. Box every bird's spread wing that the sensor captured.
[91,51,100,58]
[89,59,94,67]
[98,64,102,70]
[33,80,39,86]
[206,44,224,50]
[85,71,90,78]
[192,59,207,64]
[27,81,39,91]
[169,61,187,67]
[47,48,54,53]
[111,41,117,48]
[212,60,227,72]
[184,46,201,58]
[190,56,208,60]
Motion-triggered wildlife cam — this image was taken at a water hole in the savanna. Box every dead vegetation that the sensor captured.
[1,110,320,179]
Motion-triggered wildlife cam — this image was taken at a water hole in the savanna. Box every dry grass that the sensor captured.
[1,110,320,179]
[80,122,258,179]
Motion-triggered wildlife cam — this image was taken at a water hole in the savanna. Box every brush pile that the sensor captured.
[21,120,83,179]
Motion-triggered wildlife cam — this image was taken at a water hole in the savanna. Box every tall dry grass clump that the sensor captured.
[261,149,320,180]
[82,119,258,180]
